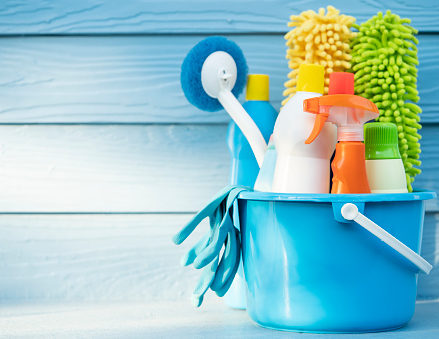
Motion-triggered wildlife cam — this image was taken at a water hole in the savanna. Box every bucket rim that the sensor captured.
[238,190,436,203]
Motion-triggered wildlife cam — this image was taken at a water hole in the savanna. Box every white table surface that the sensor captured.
[0,299,438,338]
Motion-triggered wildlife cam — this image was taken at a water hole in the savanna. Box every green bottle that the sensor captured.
[365,122,408,193]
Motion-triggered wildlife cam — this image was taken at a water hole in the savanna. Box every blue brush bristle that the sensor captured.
[181,36,248,112]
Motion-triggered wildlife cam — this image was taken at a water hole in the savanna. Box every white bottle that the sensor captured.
[364,122,408,193]
[271,64,337,193]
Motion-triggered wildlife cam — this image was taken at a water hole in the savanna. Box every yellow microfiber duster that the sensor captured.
[283,6,356,105]
[350,11,421,192]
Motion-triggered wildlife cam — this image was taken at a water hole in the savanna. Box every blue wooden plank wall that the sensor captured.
[0,1,438,303]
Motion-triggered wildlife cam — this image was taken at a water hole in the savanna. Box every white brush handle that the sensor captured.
[218,89,267,167]
[341,203,432,274]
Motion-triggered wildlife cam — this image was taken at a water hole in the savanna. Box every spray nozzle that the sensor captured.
[304,72,379,144]
[304,94,379,143]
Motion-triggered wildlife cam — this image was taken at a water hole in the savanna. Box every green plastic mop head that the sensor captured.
[350,11,421,192]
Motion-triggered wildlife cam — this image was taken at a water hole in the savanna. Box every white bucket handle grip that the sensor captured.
[341,203,432,274]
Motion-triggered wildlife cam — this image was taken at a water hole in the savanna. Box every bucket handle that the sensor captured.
[341,203,432,274]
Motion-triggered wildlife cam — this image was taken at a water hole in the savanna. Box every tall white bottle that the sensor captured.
[271,64,337,193]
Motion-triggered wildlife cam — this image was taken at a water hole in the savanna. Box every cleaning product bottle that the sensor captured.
[227,74,277,187]
[304,72,379,193]
[364,122,408,193]
[253,135,277,191]
[225,74,277,310]
[271,64,337,193]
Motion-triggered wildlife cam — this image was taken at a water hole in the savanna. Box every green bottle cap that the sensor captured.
[365,122,401,160]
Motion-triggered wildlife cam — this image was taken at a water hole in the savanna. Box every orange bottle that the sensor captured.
[303,72,379,194]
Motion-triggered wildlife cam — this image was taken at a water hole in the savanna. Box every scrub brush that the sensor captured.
[350,11,421,192]
[181,36,267,166]
[283,6,356,105]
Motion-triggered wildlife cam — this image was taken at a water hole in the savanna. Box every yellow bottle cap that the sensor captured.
[246,74,269,101]
[296,64,325,94]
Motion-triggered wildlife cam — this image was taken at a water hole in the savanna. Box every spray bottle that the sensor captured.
[304,72,379,194]
[225,74,277,309]
[271,64,337,193]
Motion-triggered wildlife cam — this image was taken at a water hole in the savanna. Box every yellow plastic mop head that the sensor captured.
[284,6,356,105]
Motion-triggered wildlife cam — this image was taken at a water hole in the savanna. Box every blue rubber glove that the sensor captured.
[192,187,245,269]
[214,198,244,297]
[172,185,248,307]
[211,228,240,297]
[192,254,219,307]
[172,186,234,246]
[181,213,240,303]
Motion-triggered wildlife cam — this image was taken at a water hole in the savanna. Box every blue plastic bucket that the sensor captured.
[237,191,436,333]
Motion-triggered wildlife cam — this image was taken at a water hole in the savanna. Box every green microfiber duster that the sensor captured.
[350,11,421,192]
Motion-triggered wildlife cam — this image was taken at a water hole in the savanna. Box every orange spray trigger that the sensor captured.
[305,113,329,144]
[303,96,329,144]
